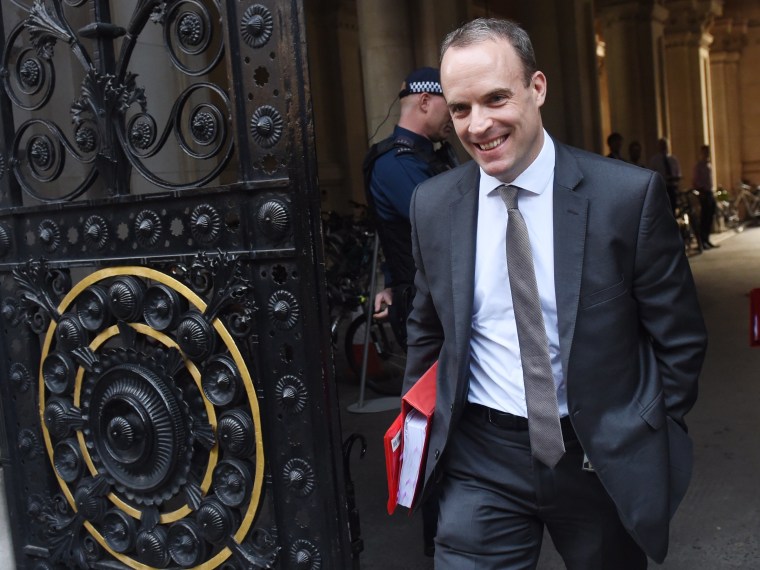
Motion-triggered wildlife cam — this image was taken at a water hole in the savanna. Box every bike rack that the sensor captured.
[346,233,400,414]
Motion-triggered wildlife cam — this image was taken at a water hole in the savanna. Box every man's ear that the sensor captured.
[532,71,547,107]
[418,92,431,112]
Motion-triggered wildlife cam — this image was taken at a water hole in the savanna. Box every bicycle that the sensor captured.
[343,311,406,391]
[321,207,406,392]
[732,183,760,225]
[714,187,743,233]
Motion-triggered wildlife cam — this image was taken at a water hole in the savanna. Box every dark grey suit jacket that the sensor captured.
[403,139,708,563]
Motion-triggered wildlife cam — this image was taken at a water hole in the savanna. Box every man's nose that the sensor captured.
[468,106,492,135]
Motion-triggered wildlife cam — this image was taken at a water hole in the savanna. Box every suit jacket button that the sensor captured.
[434,449,440,460]
[450,403,455,412]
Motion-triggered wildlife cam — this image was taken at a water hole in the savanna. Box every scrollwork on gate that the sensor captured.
[1,0,235,201]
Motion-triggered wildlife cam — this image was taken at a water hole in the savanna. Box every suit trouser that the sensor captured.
[698,190,716,244]
[433,406,647,570]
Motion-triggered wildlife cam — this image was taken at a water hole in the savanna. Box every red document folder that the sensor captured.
[384,361,437,515]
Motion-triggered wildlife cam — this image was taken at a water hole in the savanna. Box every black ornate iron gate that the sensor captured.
[0,1,356,568]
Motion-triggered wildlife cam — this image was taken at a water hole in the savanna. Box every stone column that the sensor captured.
[515,0,602,151]
[737,3,760,184]
[414,0,465,66]
[710,17,747,192]
[596,0,669,161]
[662,0,723,182]
[305,2,347,211]
[596,35,612,150]
[356,0,414,143]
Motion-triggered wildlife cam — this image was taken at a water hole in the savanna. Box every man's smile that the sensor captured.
[477,136,506,151]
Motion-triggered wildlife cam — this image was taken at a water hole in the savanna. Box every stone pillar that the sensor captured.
[596,35,612,151]
[515,0,602,151]
[738,4,760,184]
[596,0,669,161]
[334,4,372,207]
[357,0,414,143]
[710,17,747,192]
[662,0,723,183]
[306,3,345,211]
[414,0,465,66]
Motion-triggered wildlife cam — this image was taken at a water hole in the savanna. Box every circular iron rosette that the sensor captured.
[2,22,55,111]
[163,0,224,76]
[190,203,222,246]
[240,4,274,48]
[38,267,264,569]
[249,105,283,149]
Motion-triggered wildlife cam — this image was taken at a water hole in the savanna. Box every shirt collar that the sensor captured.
[481,129,555,196]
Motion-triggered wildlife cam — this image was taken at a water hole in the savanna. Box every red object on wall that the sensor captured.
[750,289,760,347]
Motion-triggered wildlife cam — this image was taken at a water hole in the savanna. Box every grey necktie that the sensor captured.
[498,184,565,468]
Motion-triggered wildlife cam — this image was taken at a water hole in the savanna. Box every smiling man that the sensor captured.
[401,18,707,569]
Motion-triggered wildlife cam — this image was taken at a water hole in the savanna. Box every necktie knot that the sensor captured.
[498,184,519,210]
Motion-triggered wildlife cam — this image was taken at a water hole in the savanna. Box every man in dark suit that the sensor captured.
[403,18,707,569]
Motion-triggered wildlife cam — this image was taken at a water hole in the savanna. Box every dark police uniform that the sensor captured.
[363,123,457,557]
[363,125,457,348]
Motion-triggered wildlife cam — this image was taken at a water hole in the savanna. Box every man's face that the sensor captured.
[441,38,546,182]
[425,93,454,142]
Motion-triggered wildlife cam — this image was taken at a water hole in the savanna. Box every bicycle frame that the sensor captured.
[735,183,760,221]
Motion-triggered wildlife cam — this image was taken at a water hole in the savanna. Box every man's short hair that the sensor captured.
[440,18,537,87]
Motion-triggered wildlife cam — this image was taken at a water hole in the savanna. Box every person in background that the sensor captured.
[648,137,681,215]
[363,67,457,349]
[403,17,707,569]
[629,140,643,166]
[362,66,457,557]
[693,144,718,249]
[606,132,624,160]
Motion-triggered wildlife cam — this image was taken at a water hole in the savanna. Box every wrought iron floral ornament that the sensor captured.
[71,68,147,161]
[72,69,146,124]
[12,258,71,334]
[27,483,112,570]
[193,251,253,322]
[25,0,77,61]
[171,251,257,344]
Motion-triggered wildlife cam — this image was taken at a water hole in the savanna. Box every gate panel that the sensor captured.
[0,1,354,568]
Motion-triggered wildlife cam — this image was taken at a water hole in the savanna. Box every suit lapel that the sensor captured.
[552,142,588,377]
[449,162,479,383]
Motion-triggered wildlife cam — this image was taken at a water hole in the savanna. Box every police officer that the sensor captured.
[363,67,457,351]
[362,67,457,558]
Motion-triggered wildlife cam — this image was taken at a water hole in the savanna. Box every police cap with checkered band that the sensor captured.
[398,67,443,98]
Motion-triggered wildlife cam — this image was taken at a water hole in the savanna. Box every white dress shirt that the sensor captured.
[467,131,568,417]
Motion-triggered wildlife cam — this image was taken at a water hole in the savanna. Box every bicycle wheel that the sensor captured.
[675,212,700,254]
[723,201,744,232]
[717,187,744,231]
[344,313,406,393]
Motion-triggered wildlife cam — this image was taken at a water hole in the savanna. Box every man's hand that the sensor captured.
[373,288,393,320]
